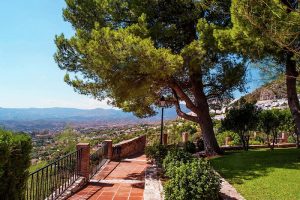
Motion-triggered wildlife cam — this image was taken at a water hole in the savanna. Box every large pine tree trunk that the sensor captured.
[286,52,300,145]
[195,89,222,155]
[173,73,222,155]
[198,110,222,155]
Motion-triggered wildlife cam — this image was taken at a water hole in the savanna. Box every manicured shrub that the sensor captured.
[253,135,265,144]
[249,140,262,145]
[0,129,32,200]
[216,131,241,146]
[288,135,296,143]
[145,143,168,166]
[164,159,221,200]
[183,141,196,153]
[162,148,193,176]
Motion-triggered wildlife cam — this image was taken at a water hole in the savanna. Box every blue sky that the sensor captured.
[0,1,263,109]
[0,0,113,109]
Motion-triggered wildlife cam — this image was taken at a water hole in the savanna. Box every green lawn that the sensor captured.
[210,148,300,200]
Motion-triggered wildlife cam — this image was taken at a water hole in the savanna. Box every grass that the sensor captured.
[210,148,300,200]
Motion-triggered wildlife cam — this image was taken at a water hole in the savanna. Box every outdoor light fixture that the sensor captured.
[160,96,166,107]
[159,96,166,145]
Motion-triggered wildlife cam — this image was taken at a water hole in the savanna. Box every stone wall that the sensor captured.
[112,135,146,160]
[221,143,296,151]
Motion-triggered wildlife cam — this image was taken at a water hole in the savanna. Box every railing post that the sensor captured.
[104,140,113,160]
[76,143,90,181]
[282,132,288,143]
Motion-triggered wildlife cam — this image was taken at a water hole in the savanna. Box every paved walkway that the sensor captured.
[68,154,148,200]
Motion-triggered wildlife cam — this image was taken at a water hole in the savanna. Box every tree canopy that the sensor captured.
[214,0,300,139]
[222,103,260,150]
[258,109,293,149]
[55,0,247,154]
[215,0,300,59]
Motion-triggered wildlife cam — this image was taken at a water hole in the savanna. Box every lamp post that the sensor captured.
[160,96,166,145]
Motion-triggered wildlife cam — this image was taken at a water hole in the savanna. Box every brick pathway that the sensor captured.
[68,154,148,200]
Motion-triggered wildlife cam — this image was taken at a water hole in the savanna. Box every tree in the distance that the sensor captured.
[222,103,260,151]
[258,109,295,150]
[277,109,298,148]
[55,0,247,155]
[258,109,282,149]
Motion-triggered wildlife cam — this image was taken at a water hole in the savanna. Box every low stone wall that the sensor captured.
[112,135,146,160]
[221,143,296,151]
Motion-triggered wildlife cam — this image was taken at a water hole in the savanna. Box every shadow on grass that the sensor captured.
[210,148,300,185]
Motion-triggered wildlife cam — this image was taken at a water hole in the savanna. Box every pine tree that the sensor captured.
[55,0,247,155]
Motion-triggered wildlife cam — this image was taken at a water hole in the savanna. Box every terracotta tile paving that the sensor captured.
[68,154,148,200]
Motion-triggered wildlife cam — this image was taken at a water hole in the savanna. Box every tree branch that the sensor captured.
[172,89,199,123]
[169,78,199,112]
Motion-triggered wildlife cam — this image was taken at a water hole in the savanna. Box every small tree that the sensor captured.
[222,103,260,151]
[258,110,281,149]
[258,109,294,150]
[277,109,298,148]
[258,110,277,147]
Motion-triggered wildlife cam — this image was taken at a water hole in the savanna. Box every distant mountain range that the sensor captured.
[2,75,297,133]
[0,106,189,132]
[0,107,132,121]
[0,107,189,121]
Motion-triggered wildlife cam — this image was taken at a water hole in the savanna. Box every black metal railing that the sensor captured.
[89,142,108,179]
[26,149,82,200]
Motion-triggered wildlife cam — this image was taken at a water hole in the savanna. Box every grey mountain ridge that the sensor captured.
[0,106,190,122]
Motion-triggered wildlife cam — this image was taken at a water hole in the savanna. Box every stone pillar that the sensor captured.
[225,137,231,146]
[163,133,168,145]
[282,132,288,143]
[104,140,113,159]
[182,132,189,143]
[76,143,90,181]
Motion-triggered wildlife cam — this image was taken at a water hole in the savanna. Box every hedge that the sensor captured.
[0,129,32,200]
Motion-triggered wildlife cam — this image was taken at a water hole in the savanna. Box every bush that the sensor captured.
[216,131,241,146]
[178,122,198,135]
[249,140,262,145]
[288,135,296,143]
[164,159,221,200]
[145,143,168,166]
[183,141,196,153]
[0,129,32,199]
[196,138,205,151]
[163,148,193,176]
[253,135,265,144]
